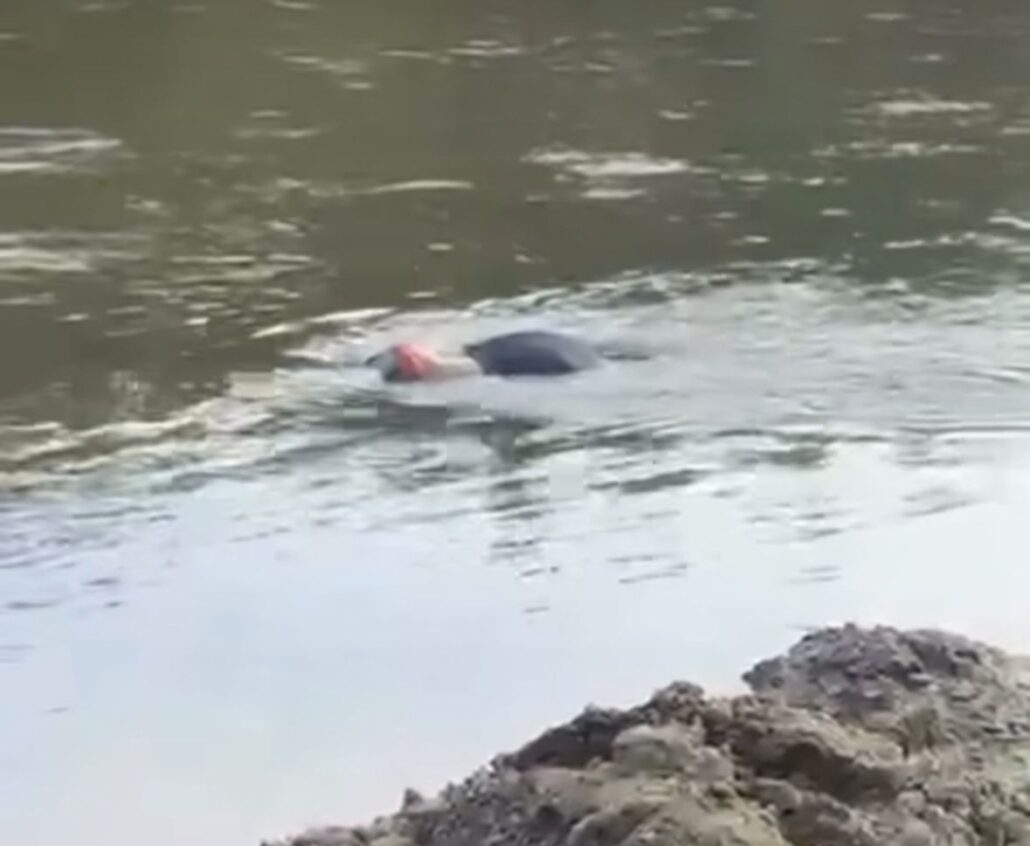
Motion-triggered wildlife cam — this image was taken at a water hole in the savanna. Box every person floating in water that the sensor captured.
[366,330,600,382]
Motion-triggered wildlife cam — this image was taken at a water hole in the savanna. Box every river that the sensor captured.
[4,1,1030,844]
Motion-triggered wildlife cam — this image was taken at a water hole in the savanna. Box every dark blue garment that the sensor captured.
[463,330,599,376]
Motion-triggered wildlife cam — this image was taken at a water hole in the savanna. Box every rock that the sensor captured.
[506,705,639,770]
[896,788,926,815]
[269,626,1030,846]
[897,819,935,846]
[368,836,413,846]
[612,722,732,783]
[399,788,423,811]
[273,827,364,846]
[725,699,906,801]
[623,793,789,846]
[743,624,1030,750]
[613,723,697,773]
[749,778,802,813]
[708,781,737,802]
[566,801,658,846]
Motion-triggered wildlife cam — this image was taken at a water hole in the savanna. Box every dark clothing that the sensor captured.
[464,330,599,376]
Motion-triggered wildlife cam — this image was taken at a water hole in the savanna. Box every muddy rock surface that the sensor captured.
[267,626,1030,846]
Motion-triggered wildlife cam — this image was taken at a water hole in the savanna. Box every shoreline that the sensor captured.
[266,624,1030,846]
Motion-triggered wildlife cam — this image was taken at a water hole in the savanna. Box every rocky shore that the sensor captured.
[268,625,1030,846]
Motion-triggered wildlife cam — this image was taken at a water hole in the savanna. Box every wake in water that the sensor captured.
[6,258,1030,504]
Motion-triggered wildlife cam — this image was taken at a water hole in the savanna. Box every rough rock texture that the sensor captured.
[266,626,1030,846]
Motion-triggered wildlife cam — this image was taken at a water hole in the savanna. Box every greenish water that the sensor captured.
[5,1,1030,844]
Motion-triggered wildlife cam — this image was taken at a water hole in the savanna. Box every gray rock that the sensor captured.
[268,626,1030,846]
[272,827,364,846]
[896,819,935,846]
[612,722,733,784]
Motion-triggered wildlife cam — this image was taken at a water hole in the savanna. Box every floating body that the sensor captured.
[367,330,600,382]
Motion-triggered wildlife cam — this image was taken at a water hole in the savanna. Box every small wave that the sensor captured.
[882,232,979,250]
[526,148,693,179]
[618,562,690,585]
[658,109,695,121]
[279,53,366,76]
[0,231,144,277]
[988,214,1030,233]
[380,49,446,62]
[449,41,524,59]
[703,6,756,21]
[868,98,992,117]
[0,127,123,175]
[234,125,321,141]
[813,140,984,159]
[0,412,221,487]
[699,58,756,68]
[903,485,976,518]
[164,251,316,287]
[361,179,475,195]
[6,597,62,612]
[277,52,374,89]
[654,26,706,38]
[865,11,908,22]
[581,186,647,201]
[251,307,395,350]
[525,147,697,200]
[0,245,91,274]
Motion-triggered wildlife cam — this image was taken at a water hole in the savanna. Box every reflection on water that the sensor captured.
[5,1,1030,845]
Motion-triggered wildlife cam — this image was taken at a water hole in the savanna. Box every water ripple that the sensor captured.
[0,128,123,174]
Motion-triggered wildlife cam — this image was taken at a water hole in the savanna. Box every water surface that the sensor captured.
[5,1,1030,844]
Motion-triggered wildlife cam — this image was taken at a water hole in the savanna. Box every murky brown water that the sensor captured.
[5,1,1030,844]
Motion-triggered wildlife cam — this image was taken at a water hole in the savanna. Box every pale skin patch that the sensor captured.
[422,355,482,380]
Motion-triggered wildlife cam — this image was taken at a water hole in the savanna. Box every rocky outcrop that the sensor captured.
[267,625,1030,846]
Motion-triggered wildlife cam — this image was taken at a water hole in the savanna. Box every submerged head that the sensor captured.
[366,342,479,382]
